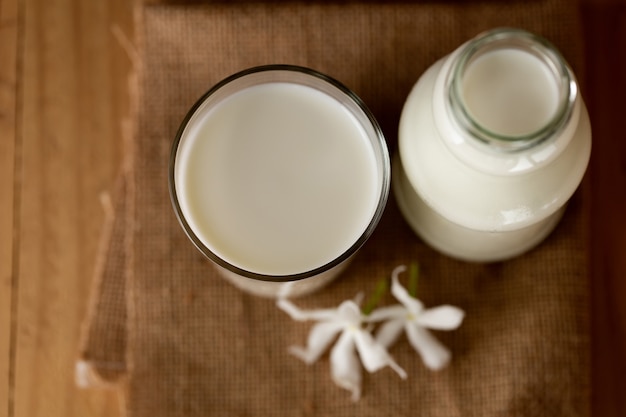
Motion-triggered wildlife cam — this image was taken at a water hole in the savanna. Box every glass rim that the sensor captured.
[447,27,578,151]
[168,64,391,283]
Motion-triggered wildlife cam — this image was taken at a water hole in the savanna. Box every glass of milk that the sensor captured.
[170,65,390,297]
[394,28,591,262]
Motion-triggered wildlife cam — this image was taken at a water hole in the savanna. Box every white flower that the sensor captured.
[277,297,407,401]
[368,265,465,371]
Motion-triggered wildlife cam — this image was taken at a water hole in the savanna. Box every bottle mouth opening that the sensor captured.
[447,28,577,152]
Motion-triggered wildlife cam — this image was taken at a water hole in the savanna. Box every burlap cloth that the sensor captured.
[77,1,591,416]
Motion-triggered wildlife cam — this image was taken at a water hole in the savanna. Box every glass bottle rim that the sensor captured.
[168,64,391,283]
[446,28,578,152]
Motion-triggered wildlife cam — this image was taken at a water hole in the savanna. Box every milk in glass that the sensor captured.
[171,66,390,296]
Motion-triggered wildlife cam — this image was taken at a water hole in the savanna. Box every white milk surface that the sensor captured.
[461,48,559,136]
[176,82,379,276]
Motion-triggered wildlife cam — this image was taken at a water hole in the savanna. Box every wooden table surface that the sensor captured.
[1,0,624,416]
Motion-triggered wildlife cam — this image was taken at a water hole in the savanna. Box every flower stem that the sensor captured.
[362,278,388,315]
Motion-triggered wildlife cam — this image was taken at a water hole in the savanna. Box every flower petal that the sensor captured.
[406,323,452,371]
[352,292,365,306]
[364,304,406,322]
[336,300,364,327]
[277,282,295,299]
[277,299,338,322]
[391,270,424,316]
[353,328,407,379]
[391,265,407,279]
[288,321,343,364]
[374,318,405,348]
[417,306,465,330]
[330,330,362,401]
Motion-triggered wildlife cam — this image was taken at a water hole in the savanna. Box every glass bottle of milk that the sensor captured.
[393,28,591,262]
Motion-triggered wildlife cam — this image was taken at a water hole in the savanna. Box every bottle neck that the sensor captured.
[436,28,579,175]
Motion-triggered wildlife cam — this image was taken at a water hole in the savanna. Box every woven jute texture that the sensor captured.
[78,1,591,416]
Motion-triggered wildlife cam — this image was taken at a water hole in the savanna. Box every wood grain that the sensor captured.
[0,0,624,417]
[582,1,626,416]
[0,0,18,415]
[5,0,133,416]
